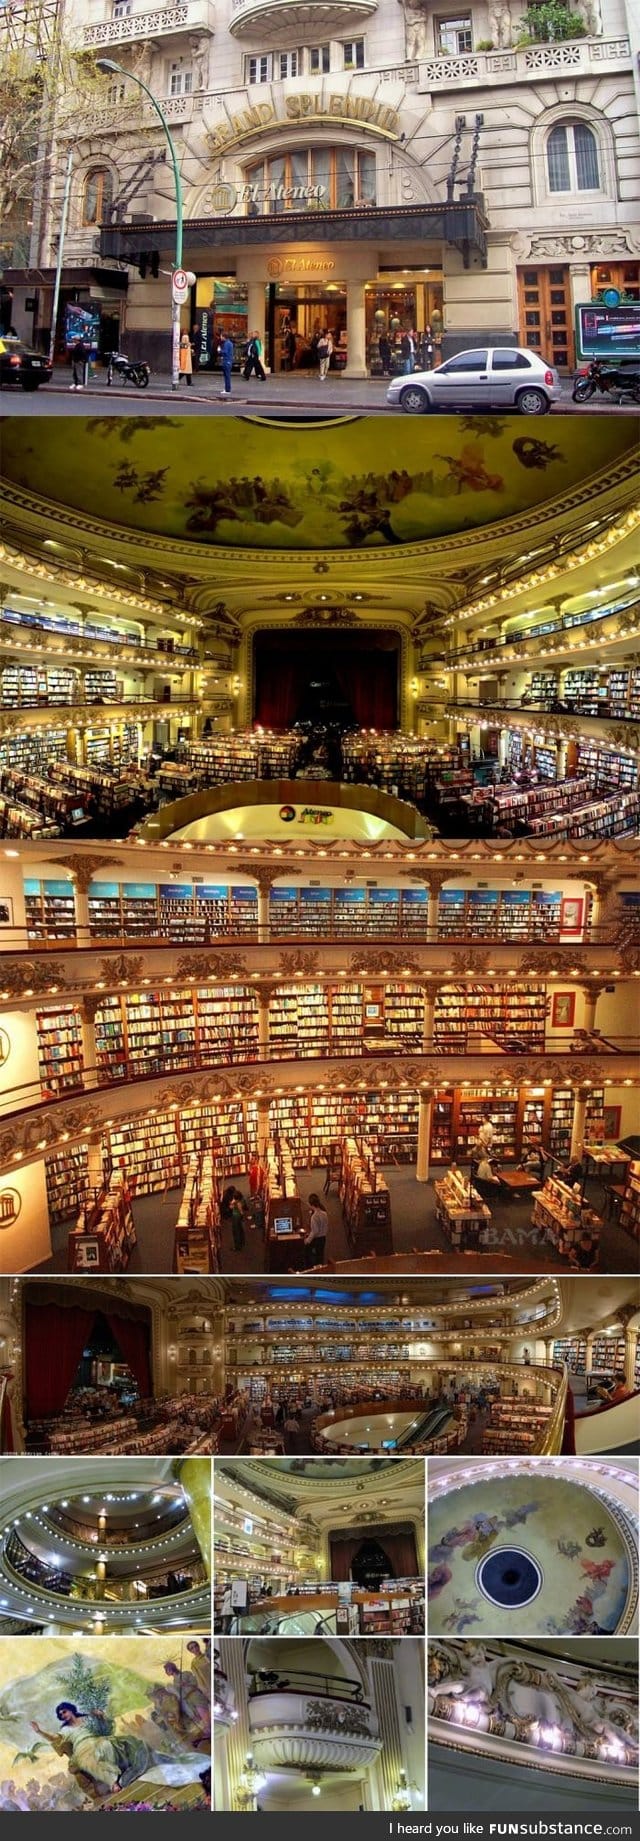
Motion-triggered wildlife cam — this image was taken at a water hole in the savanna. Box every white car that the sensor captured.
[386,346,562,415]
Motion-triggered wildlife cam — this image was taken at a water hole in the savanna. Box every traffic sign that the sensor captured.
[172,268,189,303]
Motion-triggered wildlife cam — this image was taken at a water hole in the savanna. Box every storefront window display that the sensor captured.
[366,274,444,373]
[192,277,248,369]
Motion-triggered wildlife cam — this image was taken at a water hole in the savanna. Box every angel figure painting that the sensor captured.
[0,1638,211,1812]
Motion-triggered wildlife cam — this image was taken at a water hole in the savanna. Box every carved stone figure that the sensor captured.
[402,0,431,61]
[581,0,602,33]
[488,0,512,47]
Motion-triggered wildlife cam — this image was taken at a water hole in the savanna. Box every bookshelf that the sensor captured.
[383,983,423,1043]
[619,1159,640,1245]
[435,984,546,1051]
[590,1335,626,1376]
[88,881,259,942]
[577,742,638,794]
[533,744,557,782]
[184,732,301,783]
[340,1136,393,1256]
[552,1336,586,1373]
[195,985,258,1062]
[269,983,330,1059]
[455,1092,519,1162]
[529,672,558,709]
[532,1175,602,1260]
[69,1179,137,1272]
[329,983,364,1054]
[24,878,77,941]
[109,1116,183,1193]
[95,996,128,1083]
[550,1090,574,1161]
[37,1005,84,1095]
[45,1144,90,1226]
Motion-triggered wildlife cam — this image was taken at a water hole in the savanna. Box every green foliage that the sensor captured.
[521,2,587,39]
[476,38,495,49]
[57,1653,112,1730]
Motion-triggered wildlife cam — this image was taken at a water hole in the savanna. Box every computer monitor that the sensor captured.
[273,1215,294,1236]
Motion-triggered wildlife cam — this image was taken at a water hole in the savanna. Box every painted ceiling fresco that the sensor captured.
[1,416,637,551]
[0,1637,210,1813]
[428,1475,636,1639]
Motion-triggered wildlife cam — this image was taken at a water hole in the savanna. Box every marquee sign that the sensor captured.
[207,92,401,153]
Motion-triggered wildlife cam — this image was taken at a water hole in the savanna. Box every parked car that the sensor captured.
[386,346,561,414]
[0,335,52,391]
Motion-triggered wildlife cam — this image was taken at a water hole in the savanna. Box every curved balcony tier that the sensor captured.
[229,0,377,40]
[248,1683,381,1772]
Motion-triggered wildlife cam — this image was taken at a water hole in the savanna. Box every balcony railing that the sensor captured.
[84,0,214,47]
[418,35,630,90]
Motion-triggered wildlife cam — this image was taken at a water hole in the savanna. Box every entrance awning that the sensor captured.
[101,200,488,269]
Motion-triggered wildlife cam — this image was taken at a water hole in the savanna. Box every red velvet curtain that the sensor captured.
[25,1303,96,1419]
[253,632,399,730]
[329,1527,418,1582]
[103,1312,152,1398]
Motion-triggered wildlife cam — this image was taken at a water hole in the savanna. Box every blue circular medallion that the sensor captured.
[476,1545,542,1608]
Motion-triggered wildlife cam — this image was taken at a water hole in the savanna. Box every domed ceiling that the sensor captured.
[1,416,636,551]
[428,1473,638,1638]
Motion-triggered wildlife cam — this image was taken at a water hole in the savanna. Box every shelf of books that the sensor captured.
[88,881,259,941]
[549,1090,574,1161]
[104,1098,257,1198]
[577,742,638,794]
[329,983,364,1055]
[45,1144,90,1226]
[94,987,259,1079]
[434,984,547,1051]
[184,732,300,783]
[269,984,330,1059]
[24,878,77,941]
[618,1159,640,1245]
[529,673,558,709]
[590,1335,626,1377]
[552,1336,587,1372]
[37,1005,84,1095]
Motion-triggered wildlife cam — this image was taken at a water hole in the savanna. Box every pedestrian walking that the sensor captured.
[69,335,91,390]
[243,330,266,380]
[230,1192,245,1252]
[317,329,333,380]
[179,330,194,385]
[220,332,234,397]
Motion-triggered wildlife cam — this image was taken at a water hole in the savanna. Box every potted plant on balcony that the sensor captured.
[518,1,587,40]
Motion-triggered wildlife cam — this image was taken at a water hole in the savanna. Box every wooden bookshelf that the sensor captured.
[37,1005,84,1096]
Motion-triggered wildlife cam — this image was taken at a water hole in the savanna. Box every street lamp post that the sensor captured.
[95,56,184,390]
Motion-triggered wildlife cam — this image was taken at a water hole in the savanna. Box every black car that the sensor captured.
[0,335,53,390]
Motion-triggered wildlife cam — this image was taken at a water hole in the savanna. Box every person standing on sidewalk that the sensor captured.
[179,330,194,385]
[317,329,333,380]
[220,332,234,398]
[69,334,91,390]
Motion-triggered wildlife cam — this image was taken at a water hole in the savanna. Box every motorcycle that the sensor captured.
[572,357,640,403]
[105,352,151,389]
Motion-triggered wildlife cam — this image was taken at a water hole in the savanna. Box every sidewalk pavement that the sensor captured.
[47,368,619,414]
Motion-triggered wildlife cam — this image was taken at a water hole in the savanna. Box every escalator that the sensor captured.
[394,1405,453,1451]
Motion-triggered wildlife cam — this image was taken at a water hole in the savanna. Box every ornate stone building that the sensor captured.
[5,0,639,367]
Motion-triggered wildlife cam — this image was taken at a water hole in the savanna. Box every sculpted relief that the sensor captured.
[428,1642,638,1767]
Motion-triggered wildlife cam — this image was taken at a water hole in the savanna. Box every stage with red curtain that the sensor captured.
[253,629,400,730]
[329,1523,418,1583]
[24,1293,152,1419]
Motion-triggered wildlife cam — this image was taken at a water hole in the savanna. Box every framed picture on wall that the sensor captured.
[603,1105,622,1141]
[560,896,583,934]
[551,991,575,1028]
[0,898,13,927]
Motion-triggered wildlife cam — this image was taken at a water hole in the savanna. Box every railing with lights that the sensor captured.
[428,1638,638,1779]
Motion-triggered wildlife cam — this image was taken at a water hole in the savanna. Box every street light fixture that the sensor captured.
[95,55,186,390]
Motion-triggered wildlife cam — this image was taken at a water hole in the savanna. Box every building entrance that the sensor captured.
[517,265,574,370]
[268,281,347,372]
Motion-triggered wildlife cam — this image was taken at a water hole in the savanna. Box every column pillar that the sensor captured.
[174,1456,212,1577]
[624,1327,637,1390]
[344,281,368,378]
[256,1096,270,1155]
[256,980,272,1059]
[570,1085,589,1160]
[585,1332,594,1378]
[580,984,603,1035]
[253,870,272,945]
[416,1087,433,1183]
[556,738,568,781]
[72,875,90,948]
[247,281,266,346]
[422,987,436,1046]
[79,995,100,1090]
[545,1337,556,1367]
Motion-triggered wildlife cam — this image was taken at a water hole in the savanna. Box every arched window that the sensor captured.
[245,147,376,215]
[82,168,114,226]
[546,121,600,193]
